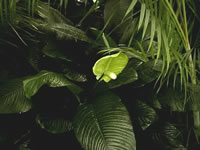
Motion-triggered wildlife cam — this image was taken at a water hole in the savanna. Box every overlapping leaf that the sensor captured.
[135,100,158,130]
[107,58,139,88]
[73,91,136,150]
[23,70,83,99]
[136,59,162,84]
[36,114,73,134]
[148,122,186,150]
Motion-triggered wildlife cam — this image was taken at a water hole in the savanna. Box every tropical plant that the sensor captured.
[0,0,200,150]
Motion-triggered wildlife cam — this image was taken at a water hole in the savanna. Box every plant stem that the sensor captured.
[181,0,199,131]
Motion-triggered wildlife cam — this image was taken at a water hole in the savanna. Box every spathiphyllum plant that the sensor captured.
[0,0,200,150]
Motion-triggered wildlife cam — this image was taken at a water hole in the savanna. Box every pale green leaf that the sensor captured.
[93,52,128,82]
[23,71,83,99]
[122,0,137,21]
[138,3,146,30]
[73,91,136,150]
[142,9,150,39]
[148,17,156,51]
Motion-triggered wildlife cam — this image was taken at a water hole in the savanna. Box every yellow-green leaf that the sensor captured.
[92,52,128,82]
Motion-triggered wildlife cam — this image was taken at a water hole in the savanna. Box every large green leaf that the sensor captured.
[0,79,32,113]
[153,86,185,112]
[104,0,132,29]
[93,52,128,82]
[153,83,200,112]
[37,2,90,42]
[23,70,83,99]
[135,100,158,130]
[36,114,73,134]
[73,91,136,150]
[41,23,91,42]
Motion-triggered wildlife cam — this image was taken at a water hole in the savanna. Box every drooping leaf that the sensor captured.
[0,79,32,114]
[154,86,185,112]
[23,70,83,99]
[135,100,158,130]
[107,58,139,88]
[36,114,73,134]
[73,91,136,150]
[93,52,128,82]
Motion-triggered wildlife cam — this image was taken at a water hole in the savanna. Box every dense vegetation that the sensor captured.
[0,0,200,150]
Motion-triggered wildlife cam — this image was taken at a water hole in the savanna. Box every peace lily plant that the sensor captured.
[0,0,200,150]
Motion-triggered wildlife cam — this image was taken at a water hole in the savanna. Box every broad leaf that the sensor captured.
[65,70,87,82]
[37,2,73,25]
[40,23,90,42]
[37,2,90,42]
[23,71,83,99]
[107,59,139,88]
[73,91,136,150]
[135,100,157,130]
[0,79,32,113]
[93,52,128,82]
[153,86,185,112]
[148,122,186,150]
[36,114,73,134]
[153,82,200,112]
[104,0,132,29]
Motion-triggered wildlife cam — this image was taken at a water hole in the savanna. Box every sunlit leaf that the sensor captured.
[93,52,128,82]
[73,91,136,150]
